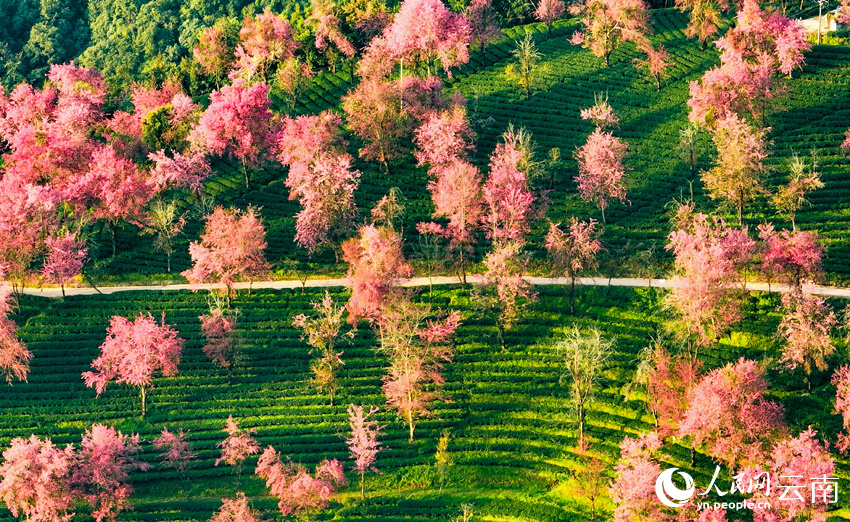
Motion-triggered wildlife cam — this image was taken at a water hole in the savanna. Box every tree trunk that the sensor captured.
[570,276,576,315]
[407,409,415,442]
[167,252,171,273]
[111,224,117,257]
[242,161,250,189]
[601,205,606,225]
[61,284,65,298]
[497,321,506,351]
[737,200,743,227]
[141,386,147,417]
[361,472,365,499]
[578,403,585,448]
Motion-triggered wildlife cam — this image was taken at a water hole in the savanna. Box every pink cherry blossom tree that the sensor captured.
[574,128,629,224]
[200,302,240,381]
[679,358,786,469]
[481,241,536,350]
[188,79,275,187]
[535,0,566,35]
[483,132,538,241]
[293,292,353,405]
[832,365,850,453]
[0,435,76,522]
[738,428,834,522]
[346,404,383,498]
[70,424,147,522]
[675,0,727,48]
[278,112,361,254]
[772,153,823,231]
[545,218,603,312]
[0,276,32,385]
[82,313,184,417]
[210,492,260,522]
[182,206,270,303]
[665,207,755,353]
[148,151,211,194]
[216,415,260,482]
[646,347,701,440]
[378,298,460,442]
[255,446,347,516]
[580,94,619,130]
[777,286,836,392]
[342,225,413,324]
[41,232,87,297]
[194,21,240,86]
[342,78,411,171]
[571,0,651,67]
[635,44,672,91]
[466,0,501,57]
[231,9,300,83]
[426,159,484,284]
[609,431,669,522]
[414,106,475,170]
[758,224,822,291]
[153,428,196,479]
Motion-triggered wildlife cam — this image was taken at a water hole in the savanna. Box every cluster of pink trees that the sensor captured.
[0,274,32,385]
[256,446,347,516]
[688,0,809,127]
[0,424,148,522]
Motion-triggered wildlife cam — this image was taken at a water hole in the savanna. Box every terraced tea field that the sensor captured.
[4,285,850,521]
[93,9,850,285]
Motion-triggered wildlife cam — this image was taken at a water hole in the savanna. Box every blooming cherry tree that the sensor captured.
[71,424,147,522]
[609,431,669,522]
[545,218,602,311]
[346,404,383,498]
[342,225,413,324]
[679,358,785,469]
[778,286,836,392]
[0,435,76,522]
[574,128,629,224]
[200,303,240,379]
[646,347,701,439]
[571,0,651,67]
[255,446,347,516]
[466,0,501,57]
[82,313,184,416]
[216,416,260,481]
[188,79,275,187]
[535,0,565,35]
[758,224,822,291]
[42,232,87,297]
[832,365,850,453]
[210,492,260,522]
[182,206,270,302]
[0,276,32,385]
[153,428,196,479]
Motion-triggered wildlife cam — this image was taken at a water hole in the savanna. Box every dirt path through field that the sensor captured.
[20,276,850,299]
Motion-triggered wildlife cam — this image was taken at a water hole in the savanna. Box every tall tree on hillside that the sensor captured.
[188,79,276,188]
[570,0,651,67]
[558,326,613,449]
[574,129,629,225]
[665,206,755,354]
[635,44,672,91]
[346,404,383,498]
[200,301,240,381]
[231,9,300,83]
[772,153,823,230]
[466,0,502,57]
[342,225,413,324]
[505,31,545,99]
[215,416,259,483]
[71,424,147,522]
[481,241,536,350]
[679,358,786,469]
[758,224,822,291]
[609,432,669,522]
[832,365,850,453]
[141,197,187,273]
[426,160,485,284]
[777,286,836,392]
[0,275,32,385]
[545,218,603,312]
[41,232,87,298]
[378,298,461,442]
[310,0,357,74]
[342,78,410,171]
[535,0,566,35]
[414,106,475,171]
[293,292,353,405]
[701,115,767,225]
[182,206,270,303]
[0,435,76,522]
[646,346,701,439]
[82,313,184,417]
[278,112,361,254]
[675,0,727,48]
